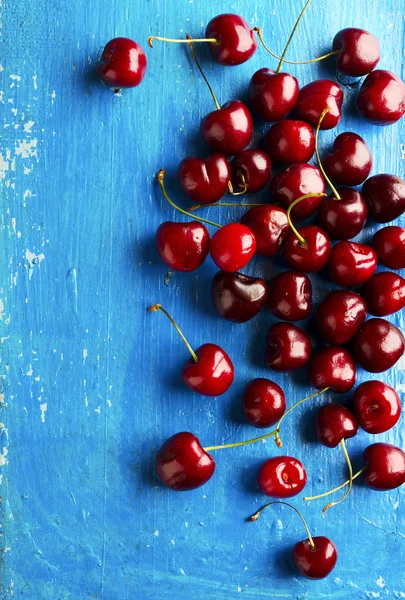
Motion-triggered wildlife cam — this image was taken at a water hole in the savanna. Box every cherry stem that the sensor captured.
[322,439,353,515]
[228,174,247,196]
[157,169,221,228]
[275,0,314,73]
[303,467,366,502]
[189,201,266,212]
[148,36,218,48]
[203,428,277,452]
[253,27,339,65]
[286,193,327,247]
[148,303,199,363]
[186,34,221,110]
[275,387,329,448]
[248,501,316,550]
[315,108,341,200]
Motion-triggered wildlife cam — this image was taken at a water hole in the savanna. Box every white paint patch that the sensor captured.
[40,403,47,423]
[15,138,38,160]
[32,75,38,89]
[0,298,4,320]
[25,249,45,279]
[154,530,159,537]
[10,74,21,81]
[23,120,35,134]
[94,406,101,414]
[376,577,386,588]
[83,349,88,363]
[26,365,33,376]
[0,447,9,466]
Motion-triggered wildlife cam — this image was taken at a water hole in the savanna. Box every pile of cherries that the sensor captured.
[97,1,405,582]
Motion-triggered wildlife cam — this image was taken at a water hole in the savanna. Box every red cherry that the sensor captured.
[352,318,405,373]
[328,241,377,287]
[308,346,356,393]
[265,322,312,372]
[182,343,234,396]
[295,80,343,130]
[211,271,268,323]
[248,68,299,121]
[362,174,405,223]
[293,537,338,580]
[231,149,272,193]
[323,133,372,186]
[156,221,210,272]
[356,70,405,125]
[361,272,405,316]
[333,28,380,77]
[97,37,147,89]
[283,225,331,273]
[372,226,405,270]
[243,378,286,428]
[354,381,401,434]
[201,101,253,156]
[268,164,326,220]
[267,271,312,321]
[178,154,231,204]
[156,432,215,491]
[205,14,258,66]
[317,188,368,240]
[210,223,256,272]
[315,404,358,448]
[363,443,405,491]
[241,205,290,257]
[316,290,367,345]
[258,456,307,498]
[264,120,315,164]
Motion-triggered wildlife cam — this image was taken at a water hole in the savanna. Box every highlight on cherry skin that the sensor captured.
[97,37,147,90]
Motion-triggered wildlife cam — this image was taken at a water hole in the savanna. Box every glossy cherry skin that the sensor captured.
[156,221,210,272]
[354,381,401,434]
[248,68,299,122]
[211,271,268,323]
[264,120,314,164]
[200,101,253,156]
[316,290,367,345]
[323,133,372,186]
[352,318,405,373]
[268,164,326,220]
[97,38,147,88]
[295,80,343,130]
[266,322,312,372]
[293,536,338,580]
[317,188,368,240]
[361,272,405,316]
[178,154,231,204]
[362,174,405,223]
[363,443,405,491]
[356,70,405,125]
[308,346,356,393]
[314,404,358,448]
[333,28,380,77]
[328,241,377,287]
[283,226,331,273]
[182,343,234,396]
[231,149,272,193]
[258,456,307,498]
[241,205,290,257]
[243,378,286,428]
[372,226,405,270]
[267,271,312,321]
[210,223,256,272]
[205,14,257,66]
[156,432,215,491]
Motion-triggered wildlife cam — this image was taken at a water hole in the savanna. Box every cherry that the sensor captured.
[264,120,315,164]
[148,304,234,396]
[265,322,312,372]
[283,225,331,273]
[211,271,268,323]
[231,150,271,194]
[328,241,377,287]
[97,38,147,89]
[361,272,405,316]
[362,174,405,223]
[241,205,290,257]
[356,70,405,125]
[316,290,367,345]
[248,68,299,122]
[267,271,312,321]
[333,28,380,77]
[243,378,286,428]
[258,456,307,498]
[363,443,405,491]
[156,221,210,272]
[178,154,231,204]
[323,133,372,186]
[315,404,358,449]
[201,101,253,156]
[372,226,405,270]
[354,381,401,434]
[295,80,343,130]
[308,346,356,393]
[352,318,405,373]
[268,164,326,220]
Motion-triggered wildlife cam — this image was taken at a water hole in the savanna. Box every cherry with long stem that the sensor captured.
[248,501,315,548]
[315,107,341,200]
[148,303,198,362]
[304,468,365,502]
[322,439,353,515]
[203,429,278,452]
[186,34,221,110]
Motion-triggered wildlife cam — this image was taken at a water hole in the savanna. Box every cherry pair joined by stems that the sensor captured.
[97,37,147,90]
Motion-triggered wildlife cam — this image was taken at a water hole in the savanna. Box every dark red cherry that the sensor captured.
[317,188,368,240]
[265,322,311,372]
[258,456,307,498]
[248,68,299,122]
[211,271,268,323]
[323,133,372,186]
[268,164,326,220]
[314,404,358,448]
[243,378,286,428]
[372,226,405,270]
[205,14,258,66]
[200,100,253,156]
[308,346,356,393]
[210,223,256,272]
[362,174,405,223]
[333,28,380,77]
[183,343,234,396]
[316,290,367,345]
[267,271,312,321]
[156,221,210,271]
[295,80,343,130]
[352,318,405,373]
[328,241,377,287]
[354,381,401,434]
[97,37,147,88]
[363,443,405,491]
[156,432,215,491]
[264,120,315,164]
[241,205,290,257]
[360,272,405,316]
[178,154,231,204]
[293,536,338,580]
[356,70,405,125]
[231,149,272,193]
[283,225,331,273]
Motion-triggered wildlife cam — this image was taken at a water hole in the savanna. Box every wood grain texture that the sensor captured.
[1,0,404,598]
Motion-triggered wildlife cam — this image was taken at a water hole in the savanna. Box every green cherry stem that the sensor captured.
[248,501,316,549]
[275,0,314,73]
[286,193,327,247]
[303,467,366,502]
[203,429,278,452]
[148,304,199,363]
[322,439,353,515]
[189,201,266,212]
[228,174,247,196]
[148,36,218,48]
[315,107,341,200]
[186,34,221,110]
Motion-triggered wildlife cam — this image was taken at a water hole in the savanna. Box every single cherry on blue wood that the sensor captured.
[98,37,147,89]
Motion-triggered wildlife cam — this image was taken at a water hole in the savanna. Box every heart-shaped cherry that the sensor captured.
[308,346,356,393]
[363,443,405,490]
[361,272,405,316]
[156,221,210,272]
[265,322,312,372]
[248,68,299,122]
[316,290,367,345]
[241,205,290,257]
[97,38,147,89]
[356,70,405,125]
[352,318,405,373]
[333,28,380,76]
[315,404,358,449]
[265,120,315,164]
[267,271,312,321]
[295,80,343,130]
[211,271,268,323]
[354,381,401,434]
[268,163,326,220]
[231,149,272,194]
[243,378,286,428]
[362,174,405,223]
[323,133,372,186]
[178,154,231,204]
[372,226,405,270]
[328,241,377,287]
[258,456,307,498]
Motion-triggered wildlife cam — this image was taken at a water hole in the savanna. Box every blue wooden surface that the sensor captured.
[1,0,405,598]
